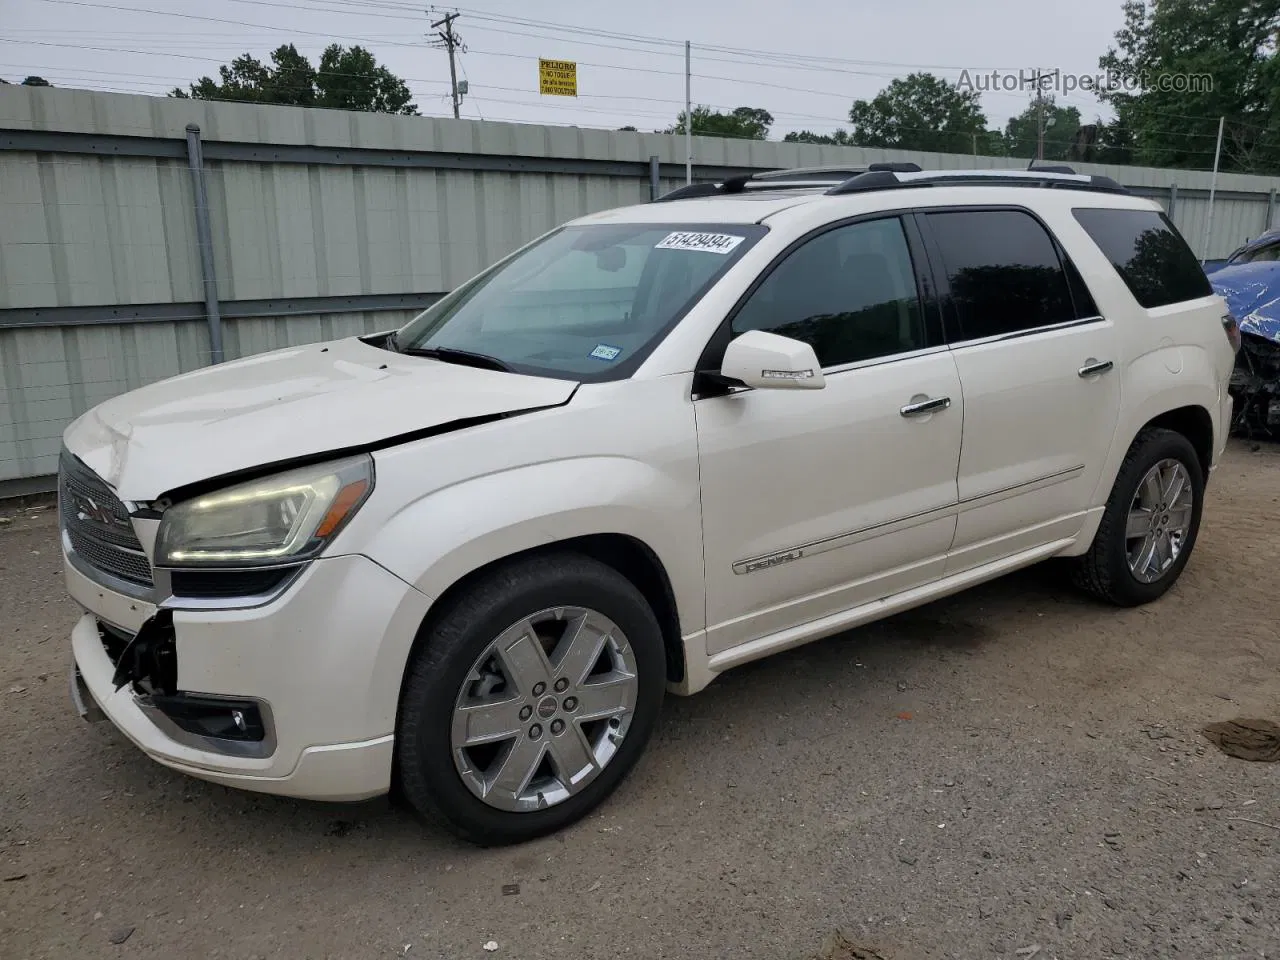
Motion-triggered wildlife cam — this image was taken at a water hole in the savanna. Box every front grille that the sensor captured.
[59,449,154,588]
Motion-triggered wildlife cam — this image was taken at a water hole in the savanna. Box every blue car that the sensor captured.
[1204,228,1280,274]
[1210,258,1280,438]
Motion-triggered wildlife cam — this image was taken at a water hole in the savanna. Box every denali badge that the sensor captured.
[736,549,803,575]
[760,368,816,381]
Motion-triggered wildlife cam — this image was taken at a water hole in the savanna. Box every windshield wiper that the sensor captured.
[398,345,514,372]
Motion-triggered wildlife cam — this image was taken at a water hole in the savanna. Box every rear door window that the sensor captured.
[924,209,1076,341]
[1071,207,1212,308]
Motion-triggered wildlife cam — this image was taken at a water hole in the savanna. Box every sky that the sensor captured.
[2,0,1131,136]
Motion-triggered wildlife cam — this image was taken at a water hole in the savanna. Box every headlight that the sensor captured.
[154,455,373,567]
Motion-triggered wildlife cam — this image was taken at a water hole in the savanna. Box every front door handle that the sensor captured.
[900,396,951,417]
[1078,359,1114,378]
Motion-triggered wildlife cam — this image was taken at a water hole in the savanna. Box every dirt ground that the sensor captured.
[2,440,1278,960]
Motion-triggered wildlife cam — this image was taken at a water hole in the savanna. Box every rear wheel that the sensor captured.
[395,552,665,845]
[1072,427,1205,606]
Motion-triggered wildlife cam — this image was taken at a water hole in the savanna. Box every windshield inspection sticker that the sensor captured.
[655,231,745,255]
[590,344,623,361]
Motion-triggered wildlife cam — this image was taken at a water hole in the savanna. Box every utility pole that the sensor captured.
[1032,68,1060,162]
[431,10,462,119]
[1034,69,1046,162]
[684,40,692,185]
[1201,116,1225,262]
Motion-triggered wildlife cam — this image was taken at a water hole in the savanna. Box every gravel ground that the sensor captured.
[2,440,1278,960]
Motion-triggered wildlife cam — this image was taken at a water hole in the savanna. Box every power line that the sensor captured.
[11,3,1263,140]
[445,3,1030,72]
[20,0,1234,130]
[23,0,1080,93]
[29,0,431,50]
[15,0,1106,133]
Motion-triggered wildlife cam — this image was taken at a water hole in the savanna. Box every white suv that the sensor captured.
[60,166,1239,845]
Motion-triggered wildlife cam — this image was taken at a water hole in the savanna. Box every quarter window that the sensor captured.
[926,209,1076,340]
[732,217,927,367]
[1071,207,1212,308]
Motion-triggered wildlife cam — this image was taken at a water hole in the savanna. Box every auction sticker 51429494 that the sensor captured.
[654,231,745,254]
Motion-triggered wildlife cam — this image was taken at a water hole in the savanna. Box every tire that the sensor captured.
[1071,427,1205,606]
[395,551,666,845]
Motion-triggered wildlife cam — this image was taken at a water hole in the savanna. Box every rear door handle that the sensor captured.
[1078,359,1114,377]
[900,396,951,417]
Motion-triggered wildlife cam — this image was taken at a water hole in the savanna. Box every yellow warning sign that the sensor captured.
[538,58,578,97]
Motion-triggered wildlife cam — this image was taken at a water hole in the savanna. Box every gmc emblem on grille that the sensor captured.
[74,494,124,528]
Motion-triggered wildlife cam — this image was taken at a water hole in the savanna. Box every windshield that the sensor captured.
[1236,241,1280,265]
[392,222,766,380]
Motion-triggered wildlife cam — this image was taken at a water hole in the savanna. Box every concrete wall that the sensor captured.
[2,85,1279,491]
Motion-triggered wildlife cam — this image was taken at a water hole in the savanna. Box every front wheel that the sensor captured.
[1071,427,1205,606]
[395,552,666,845]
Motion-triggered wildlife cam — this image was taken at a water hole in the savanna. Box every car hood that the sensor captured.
[63,335,579,501]
[1210,261,1280,344]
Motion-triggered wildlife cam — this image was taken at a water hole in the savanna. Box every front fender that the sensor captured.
[363,455,705,635]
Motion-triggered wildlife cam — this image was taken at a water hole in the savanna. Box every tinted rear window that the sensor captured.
[1071,208,1212,309]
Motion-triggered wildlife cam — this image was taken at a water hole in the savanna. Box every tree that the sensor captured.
[1003,97,1083,160]
[315,45,415,114]
[973,129,1008,157]
[665,105,774,140]
[783,129,852,145]
[172,45,314,106]
[1095,118,1136,165]
[847,72,989,153]
[1097,0,1280,173]
[21,76,52,87]
[171,43,417,115]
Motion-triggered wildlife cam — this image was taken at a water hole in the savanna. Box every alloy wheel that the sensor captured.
[1125,458,1195,584]
[450,606,639,812]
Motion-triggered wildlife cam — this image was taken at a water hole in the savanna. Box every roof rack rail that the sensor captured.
[652,164,866,202]
[652,179,748,202]
[752,164,868,182]
[1026,162,1078,174]
[825,167,1130,197]
[867,161,923,173]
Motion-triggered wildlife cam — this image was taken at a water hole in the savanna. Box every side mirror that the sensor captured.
[720,330,826,390]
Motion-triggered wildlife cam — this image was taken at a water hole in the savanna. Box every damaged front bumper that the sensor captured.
[1211,263,1280,440]
[1229,332,1280,439]
[66,550,433,802]
[70,662,105,724]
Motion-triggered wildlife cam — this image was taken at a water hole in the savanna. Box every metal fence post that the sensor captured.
[184,123,224,365]
[1268,188,1277,231]
[1167,183,1177,220]
[649,154,660,201]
